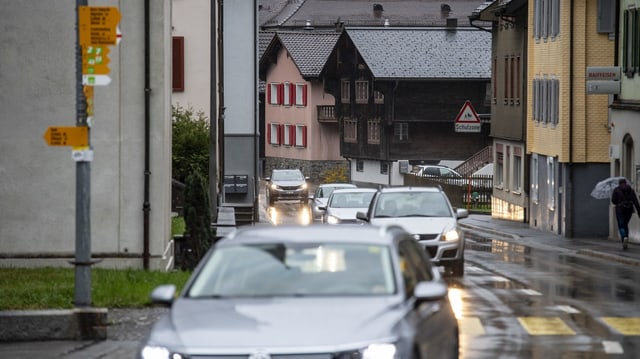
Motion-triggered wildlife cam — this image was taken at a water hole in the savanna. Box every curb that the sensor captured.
[0,308,107,342]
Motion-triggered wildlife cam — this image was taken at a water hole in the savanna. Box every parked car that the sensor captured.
[415,164,463,179]
[320,188,376,224]
[310,182,357,221]
[415,164,491,190]
[265,169,310,207]
[139,224,459,359]
[356,186,468,276]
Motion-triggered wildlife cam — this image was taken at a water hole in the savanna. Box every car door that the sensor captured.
[398,239,458,358]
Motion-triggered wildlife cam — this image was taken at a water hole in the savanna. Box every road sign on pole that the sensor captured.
[43,126,89,147]
[82,74,111,86]
[79,6,121,46]
[454,100,482,133]
[82,45,110,75]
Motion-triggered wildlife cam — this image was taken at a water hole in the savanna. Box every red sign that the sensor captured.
[454,101,481,133]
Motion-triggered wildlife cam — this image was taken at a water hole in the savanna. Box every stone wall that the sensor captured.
[263,158,350,184]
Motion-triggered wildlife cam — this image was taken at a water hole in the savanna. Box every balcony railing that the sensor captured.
[317,105,336,123]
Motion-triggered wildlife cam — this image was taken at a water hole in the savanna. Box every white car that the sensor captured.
[356,186,468,276]
[310,183,357,221]
[320,188,377,224]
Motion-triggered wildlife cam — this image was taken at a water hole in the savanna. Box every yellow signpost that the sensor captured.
[78,6,121,46]
[82,45,110,75]
[43,126,89,147]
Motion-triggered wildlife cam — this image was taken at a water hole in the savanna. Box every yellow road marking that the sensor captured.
[602,317,640,335]
[517,317,576,335]
[459,317,485,336]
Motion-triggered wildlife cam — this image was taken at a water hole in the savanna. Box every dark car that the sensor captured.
[139,224,459,359]
[265,169,309,206]
[357,186,468,277]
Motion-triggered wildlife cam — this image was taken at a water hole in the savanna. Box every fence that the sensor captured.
[403,174,493,212]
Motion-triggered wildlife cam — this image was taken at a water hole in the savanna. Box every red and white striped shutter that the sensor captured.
[267,123,272,144]
[267,84,271,104]
[279,84,285,105]
[290,126,296,146]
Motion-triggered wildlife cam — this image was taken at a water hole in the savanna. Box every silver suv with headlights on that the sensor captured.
[356,186,468,276]
[265,169,310,207]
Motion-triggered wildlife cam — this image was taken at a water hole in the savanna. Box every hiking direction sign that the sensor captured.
[454,100,481,133]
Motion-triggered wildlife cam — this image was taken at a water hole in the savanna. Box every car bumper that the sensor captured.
[270,190,309,202]
[418,239,463,265]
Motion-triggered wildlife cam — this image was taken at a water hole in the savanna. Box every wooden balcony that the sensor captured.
[317,105,337,123]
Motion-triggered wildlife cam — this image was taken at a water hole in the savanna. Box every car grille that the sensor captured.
[415,233,438,241]
[280,185,302,191]
[191,355,334,359]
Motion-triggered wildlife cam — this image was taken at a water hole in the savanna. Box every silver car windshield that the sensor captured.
[375,192,452,218]
[271,170,303,181]
[329,192,375,208]
[188,243,396,297]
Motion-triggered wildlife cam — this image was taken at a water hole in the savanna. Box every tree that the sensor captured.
[172,105,210,184]
[181,169,214,269]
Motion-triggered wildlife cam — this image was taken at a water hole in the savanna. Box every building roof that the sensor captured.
[262,0,492,29]
[261,31,341,78]
[344,27,491,80]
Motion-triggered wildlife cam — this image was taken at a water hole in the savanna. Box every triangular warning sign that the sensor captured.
[455,100,481,123]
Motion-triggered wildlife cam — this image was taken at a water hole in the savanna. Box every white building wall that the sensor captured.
[0,0,173,270]
[171,0,211,119]
[350,159,405,188]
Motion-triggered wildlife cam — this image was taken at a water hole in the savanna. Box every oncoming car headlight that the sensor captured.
[335,343,397,359]
[327,215,341,225]
[270,183,280,190]
[441,229,460,242]
[141,345,184,359]
[301,183,308,190]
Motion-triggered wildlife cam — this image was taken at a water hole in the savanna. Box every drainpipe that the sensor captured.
[210,0,218,221]
[566,0,574,237]
[142,0,151,269]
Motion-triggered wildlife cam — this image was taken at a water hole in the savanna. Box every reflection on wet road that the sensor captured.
[452,231,640,358]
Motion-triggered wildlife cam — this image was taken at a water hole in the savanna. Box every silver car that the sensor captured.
[357,187,468,277]
[320,188,376,224]
[310,182,357,221]
[139,225,459,359]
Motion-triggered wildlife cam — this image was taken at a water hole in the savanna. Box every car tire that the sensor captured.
[448,257,464,277]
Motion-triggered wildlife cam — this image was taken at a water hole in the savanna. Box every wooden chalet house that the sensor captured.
[320,25,493,188]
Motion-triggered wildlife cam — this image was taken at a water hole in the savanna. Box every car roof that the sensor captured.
[378,186,442,193]
[318,183,357,188]
[330,188,377,194]
[222,224,404,246]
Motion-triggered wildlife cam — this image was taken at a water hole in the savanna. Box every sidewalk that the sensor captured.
[459,214,640,267]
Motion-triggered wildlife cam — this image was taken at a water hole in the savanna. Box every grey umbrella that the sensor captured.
[591,176,628,199]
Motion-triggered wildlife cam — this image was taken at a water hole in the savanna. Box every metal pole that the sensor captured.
[74,0,92,307]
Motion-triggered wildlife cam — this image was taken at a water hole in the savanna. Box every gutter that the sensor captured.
[142,0,151,269]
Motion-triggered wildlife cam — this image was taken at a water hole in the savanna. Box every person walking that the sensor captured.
[611,178,640,250]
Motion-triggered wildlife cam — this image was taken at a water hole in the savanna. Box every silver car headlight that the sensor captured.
[336,343,397,359]
[301,183,308,190]
[270,183,280,190]
[441,228,460,242]
[141,345,183,359]
[326,215,341,225]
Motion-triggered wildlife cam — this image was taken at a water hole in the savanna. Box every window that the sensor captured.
[495,144,504,187]
[513,147,522,193]
[356,160,364,172]
[344,118,357,143]
[394,123,408,141]
[295,125,307,147]
[622,8,640,78]
[355,80,368,103]
[515,56,521,104]
[547,157,555,209]
[283,124,294,146]
[504,56,510,104]
[283,82,291,106]
[531,155,539,202]
[172,36,184,92]
[374,90,384,104]
[341,80,350,102]
[268,123,283,145]
[532,75,559,125]
[367,118,380,144]
[295,83,307,106]
[268,83,282,105]
[380,162,388,175]
[534,0,560,41]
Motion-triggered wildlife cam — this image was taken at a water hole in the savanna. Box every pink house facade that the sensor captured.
[260,32,346,182]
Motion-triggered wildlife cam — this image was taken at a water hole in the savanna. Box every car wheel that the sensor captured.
[448,257,464,277]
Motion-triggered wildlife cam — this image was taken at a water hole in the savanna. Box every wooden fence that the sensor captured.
[403,174,493,212]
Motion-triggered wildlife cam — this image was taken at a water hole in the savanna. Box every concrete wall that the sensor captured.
[0,1,173,270]
[172,0,211,119]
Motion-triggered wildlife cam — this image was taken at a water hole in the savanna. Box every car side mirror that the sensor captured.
[414,281,448,301]
[150,284,177,307]
[456,208,469,219]
[318,205,327,211]
[264,177,271,181]
[356,211,369,222]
